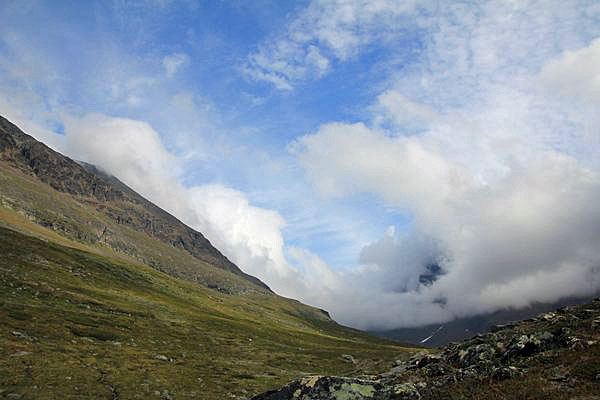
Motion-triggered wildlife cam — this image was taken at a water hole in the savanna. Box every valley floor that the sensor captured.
[0,226,412,400]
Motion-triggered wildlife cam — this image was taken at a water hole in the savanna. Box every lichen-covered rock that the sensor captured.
[250,376,429,400]
[250,301,600,400]
[491,366,520,381]
[390,383,420,398]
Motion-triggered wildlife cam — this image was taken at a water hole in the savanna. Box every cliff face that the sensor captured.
[0,115,269,291]
[252,299,600,399]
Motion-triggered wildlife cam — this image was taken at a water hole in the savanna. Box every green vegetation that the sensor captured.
[0,226,412,399]
[0,161,263,292]
[0,121,417,399]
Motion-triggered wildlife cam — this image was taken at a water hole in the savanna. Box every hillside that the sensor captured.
[0,116,415,399]
[252,299,600,399]
[0,226,410,399]
[0,115,266,292]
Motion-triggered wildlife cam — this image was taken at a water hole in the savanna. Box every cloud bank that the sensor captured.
[282,0,600,328]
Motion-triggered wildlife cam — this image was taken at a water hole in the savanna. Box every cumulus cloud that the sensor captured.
[61,114,286,283]
[187,184,290,280]
[162,53,189,78]
[285,1,600,329]
[358,227,445,293]
[290,115,600,328]
[540,38,600,104]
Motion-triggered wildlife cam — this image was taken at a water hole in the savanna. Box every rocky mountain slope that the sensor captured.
[0,115,268,292]
[252,299,600,399]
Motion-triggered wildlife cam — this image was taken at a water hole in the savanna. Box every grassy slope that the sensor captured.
[0,133,419,399]
[0,161,266,293]
[0,212,413,400]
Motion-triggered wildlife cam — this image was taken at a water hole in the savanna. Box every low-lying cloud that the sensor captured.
[60,107,600,331]
[292,122,600,328]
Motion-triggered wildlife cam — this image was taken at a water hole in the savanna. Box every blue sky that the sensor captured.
[2,0,600,329]
[0,0,409,268]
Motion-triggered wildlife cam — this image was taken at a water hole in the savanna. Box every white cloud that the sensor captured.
[374,90,438,130]
[162,53,190,78]
[59,114,316,301]
[358,228,444,293]
[290,122,471,217]
[540,38,600,104]
[187,184,290,280]
[291,118,600,328]
[64,114,180,190]
[244,0,419,89]
[285,0,600,328]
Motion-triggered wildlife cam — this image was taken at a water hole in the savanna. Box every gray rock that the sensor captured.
[341,354,356,363]
[390,383,421,398]
[250,300,600,399]
[10,351,31,357]
[547,367,569,382]
[492,366,519,380]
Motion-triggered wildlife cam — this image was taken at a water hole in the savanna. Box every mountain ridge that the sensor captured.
[372,295,599,347]
[0,115,269,291]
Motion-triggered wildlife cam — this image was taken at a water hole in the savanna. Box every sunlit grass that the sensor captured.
[0,226,415,399]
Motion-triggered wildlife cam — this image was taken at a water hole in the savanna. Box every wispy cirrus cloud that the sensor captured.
[243,0,420,90]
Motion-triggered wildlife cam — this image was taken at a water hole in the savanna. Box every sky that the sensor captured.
[1,0,600,330]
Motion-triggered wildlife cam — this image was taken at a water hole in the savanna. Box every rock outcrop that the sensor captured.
[251,299,600,399]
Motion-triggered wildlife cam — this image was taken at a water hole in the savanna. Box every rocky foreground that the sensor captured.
[251,299,600,399]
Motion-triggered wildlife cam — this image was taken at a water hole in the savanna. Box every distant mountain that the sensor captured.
[0,115,268,291]
[372,296,598,347]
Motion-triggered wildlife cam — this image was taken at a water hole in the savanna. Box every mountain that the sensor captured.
[0,116,415,399]
[0,115,267,292]
[372,296,599,347]
[252,299,600,399]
